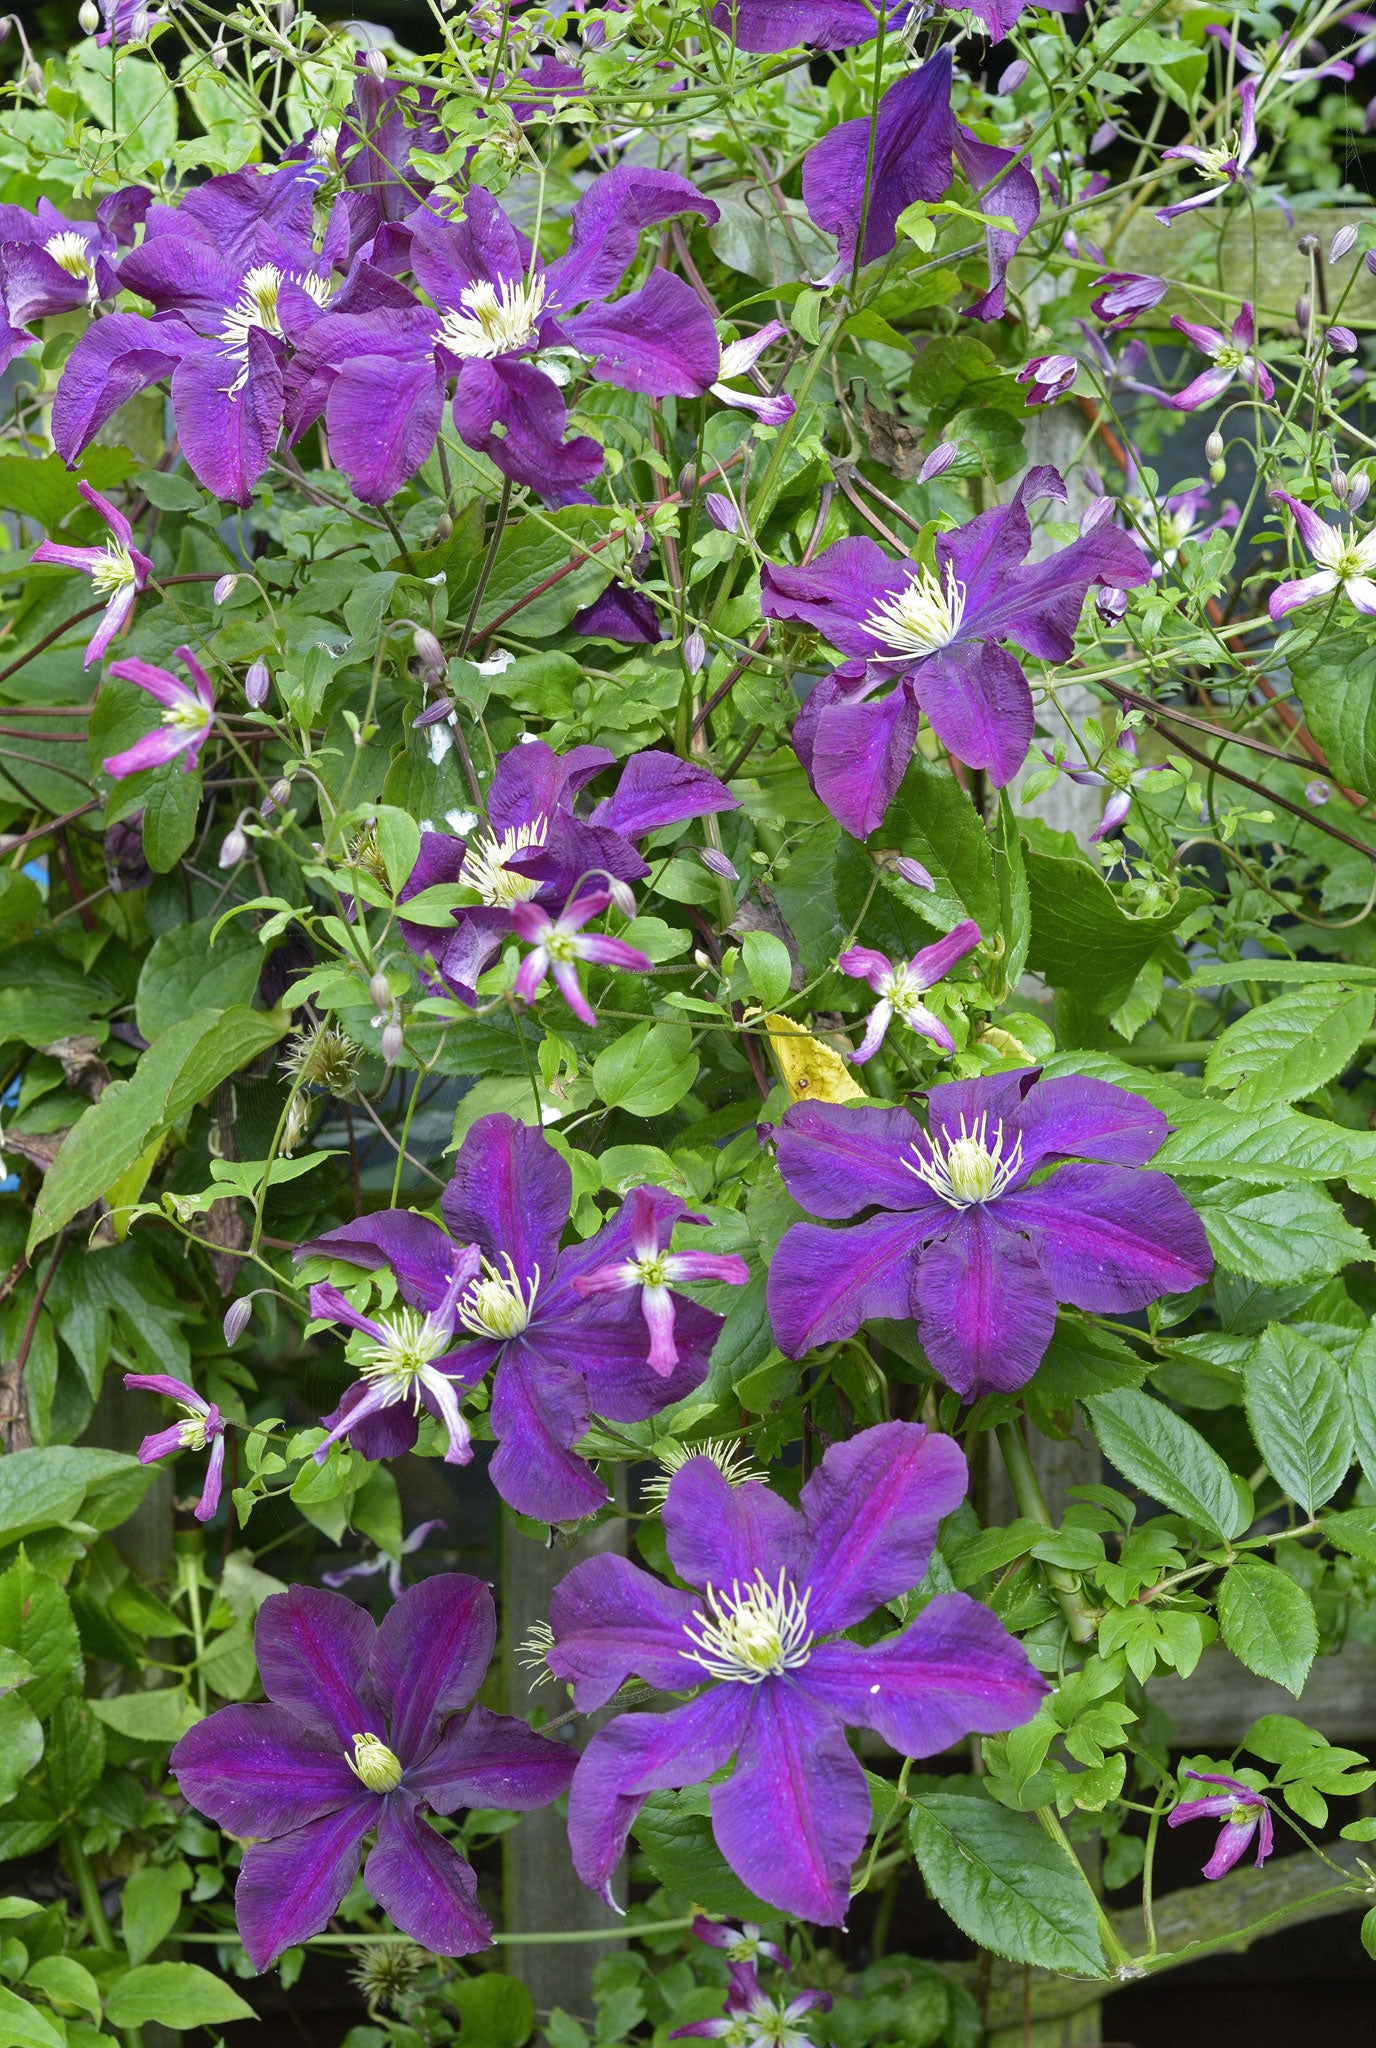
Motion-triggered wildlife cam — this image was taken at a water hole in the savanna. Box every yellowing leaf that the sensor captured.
[762,1015,864,1105]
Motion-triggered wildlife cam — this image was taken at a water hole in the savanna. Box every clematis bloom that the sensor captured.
[767,1069,1212,1399]
[1167,1770,1274,1879]
[123,1372,226,1523]
[170,1579,575,1967]
[839,920,981,1063]
[1157,78,1258,224]
[1090,271,1168,328]
[102,646,215,780]
[1168,304,1273,412]
[551,1422,1045,1923]
[30,482,151,666]
[1268,490,1376,619]
[571,1185,749,1371]
[511,890,652,1027]
[308,1250,483,1467]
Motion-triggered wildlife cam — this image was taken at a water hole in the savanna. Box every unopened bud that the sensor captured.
[213,572,239,604]
[997,58,1028,95]
[1333,465,1350,501]
[245,658,270,708]
[78,0,100,30]
[369,970,392,1012]
[412,626,445,677]
[1328,325,1358,355]
[310,125,339,163]
[23,61,42,95]
[211,32,228,66]
[1331,224,1359,263]
[1295,295,1312,334]
[365,47,388,80]
[608,878,637,920]
[431,512,453,544]
[918,442,957,484]
[0,19,10,44]
[1204,430,1224,464]
[261,776,292,819]
[381,1012,404,1064]
[276,0,295,26]
[1305,777,1331,807]
[894,855,935,890]
[1350,473,1371,511]
[1209,460,1227,485]
[223,1297,253,1345]
[1297,233,1321,258]
[1096,586,1128,623]
[218,811,250,869]
[684,628,706,674]
[129,7,150,37]
[693,948,713,970]
[705,491,739,533]
[699,846,738,881]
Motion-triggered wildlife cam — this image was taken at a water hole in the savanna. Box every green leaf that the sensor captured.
[451,508,615,638]
[1203,984,1375,1110]
[741,930,792,1009]
[0,1554,81,1719]
[593,1022,699,1117]
[121,1861,191,1966]
[991,793,1030,999]
[135,916,264,1043]
[1192,1182,1369,1284]
[1349,1321,1376,1487]
[1025,851,1205,1013]
[0,1986,65,2048]
[1290,630,1376,794]
[0,1696,44,1804]
[870,755,1000,935]
[140,764,203,873]
[1086,1389,1251,1539]
[1217,1556,1318,1696]
[907,1793,1106,1975]
[90,1688,200,1744]
[104,1963,255,2030]
[24,1956,102,2024]
[44,1696,104,1813]
[632,1790,774,1918]
[1244,1324,1353,1514]
[1155,1101,1376,1188]
[446,1975,535,2048]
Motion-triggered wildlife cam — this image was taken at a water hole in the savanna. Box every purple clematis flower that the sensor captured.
[308,1252,483,1468]
[170,1578,576,1967]
[1090,271,1168,329]
[1167,1770,1274,1880]
[712,321,795,425]
[124,1372,226,1523]
[1017,353,1078,406]
[333,62,448,261]
[511,890,653,1027]
[29,482,152,666]
[551,1421,1045,1923]
[761,466,1150,834]
[300,1116,726,1522]
[1168,304,1273,411]
[766,1069,1212,1399]
[0,191,148,371]
[97,0,166,43]
[323,1519,448,1598]
[674,1989,831,2048]
[397,740,735,1006]
[839,920,980,1064]
[801,53,1039,322]
[1206,23,1354,89]
[571,1185,749,1371]
[1268,490,1376,620]
[1157,78,1259,224]
[102,646,215,780]
[692,1913,790,1985]
[289,169,721,504]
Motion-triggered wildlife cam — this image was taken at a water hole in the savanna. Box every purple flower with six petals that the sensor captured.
[550,1422,1044,1924]
[1167,1770,1274,1880]
[102,646,215,780]
[766,1070,1212,1400]
[30,483,152,667]
[124,1372,226,1523]
[170,1578,575,1967]
[571,1185,749,1371]
[839,919,981,1063]
[308,1251,483,1469]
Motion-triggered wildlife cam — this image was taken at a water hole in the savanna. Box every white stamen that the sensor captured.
[346,1732,403,1794]
[681,1568,814,1684]
[90,539,139,596]
[641,1436,764,1507]
[45,230,99,305]
[902,1112,1025,1208]
[177,1414,209,1452]
[435,275,547,361]
[456,1254,539,1339]
[459,817,548,906]
[879,961,932,1022]
[356,1306,455,1407]
[864,563,967,660]
[516,1620,557,1686]
[219,264,331,391]
[162,692,212,737]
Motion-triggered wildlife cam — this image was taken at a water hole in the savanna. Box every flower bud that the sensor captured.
[683,628,706,675]
[705,492,739,533]
[608,878,637,919]
[381,1011,404,1064]
[1328,325,1358,355]
[310,125,339,163]
[1096,586,1128,623]
[1210,460,1227,485]
[211,32,228,66]
[1331,224,1359,263]
[997,58,1027,94]
[1204,430,1224,464]
[78,0,100,30]
[261,776,292,819]
[223,1297,253,1345]
[918,441,958,484]
[1350,473,1371,511]
[1297,233,1320,258]
[1090,119,1119,154]
[218,811,250,869]
[1295,295,1312,334]
[1305,778,1331,807]
[431,512,453,544]
[276,0,296,26]
[129,7,150,38]
[412,625,445,678]
[693,949,713,970]
[369,969,392,1012]
[1333,464,1350,501]
[245,658,270,708]
[894,855,935,890]
[0,20,10,44]
[23,61,42,95]
[213,572,239,605]
[699,846,738,881]
[365,47,388,81]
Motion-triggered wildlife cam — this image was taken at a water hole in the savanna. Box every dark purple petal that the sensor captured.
[761,539,909,661]
[912,1210,1058,1398]
[997,1165,1212,1311]
[768,1214,926,1358]
[572,1294,714,1419]
[124,1370,204,1405]
[923,1069,1030,1147]
[254,1586,378,1746]
[52,312,197,461]
[801,1593,1045,1752]
[408,187,531,305]
[406,1702,577,1811]
[1200,1814,1260,1880]
[573,582,663,643]
[171,330,282,507]
[709,0,904,51]
[321,1379,422,1462]
[371,1574,496,1765]
[567,1688,753,1909]
[951,125,1041,322]
[547,1552,700,1709]
[803,55,956,277]
[235,1802,372,1971]
[561,270,720,397]
[364,1797,491,1955]
[442,1113,570,1278]
[452,356,603,505]
[171,1703,360,1838]
[663,1457,808,1594]
[908,640,1032,789]
[590,750,736,838]
[1004,1074,1167,1171]
[546,167,720,310]
[807,677,924,837]
[298,1210,472,1310]
[325,350,445,504]
[489,1344,606,1523]
[711,1683,870,1926]
[774,1100,941,1220]
[798,1422,968,1634]
[196,1431,227,1522]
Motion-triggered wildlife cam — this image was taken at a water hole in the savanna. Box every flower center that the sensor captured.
[45,230,98,303]
[864,563,967,660]
[436,275,547,361]
[177,1414,208,1452]
[1332,540,1370,582]
[1213,344,1246,372]
[629,1251,670,1287]
[357,1307,453,1405]
[459,817,548,906]
[681,1568,813,1684]
[1229,1800,1264,1826]
[641,1435,764,1507]
[346,1732,403,1794]
[456,1254,539,1339]
[881,962,927,1020]
[161,692,211,736]
[219,264,331,389]
[1198,132,1239,179]
[90,540,138,596]
[903,1112,1025,1208]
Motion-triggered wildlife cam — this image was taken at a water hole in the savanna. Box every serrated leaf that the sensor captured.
[632,1790,774,1919]
[1204,984,1375,1109]
[1217,1557,1318,1696]
[105,1963,255,2030]
[1086,1389,1251,1539]
[907,1793,1106,1976]
[1244,1324,1354,1514]
[1193,1182,1369,1284]
[1349,1321,1376,1486]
